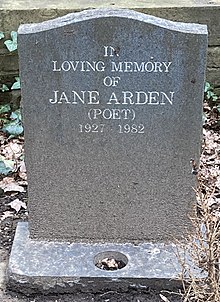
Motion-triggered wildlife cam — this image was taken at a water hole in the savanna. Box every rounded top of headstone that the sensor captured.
[18,8,207,35]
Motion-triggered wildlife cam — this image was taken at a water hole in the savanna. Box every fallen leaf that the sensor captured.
[1,140,23,162]
[159,294,171,302]
[1,211,14,221]
[102,258,118,269]
[0,177,15,187]
[19,161,26,173]
[3,182,25,193]
[8,198,27,213]
[0,159,14,175]
[216,179,220,189]
[0,156,15,175]
[18,161,27,180]
[17,180,28,186]
[18,172,27,180]
[8,142,22,154]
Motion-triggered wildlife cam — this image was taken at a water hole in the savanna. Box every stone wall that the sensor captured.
[0,1,220,105]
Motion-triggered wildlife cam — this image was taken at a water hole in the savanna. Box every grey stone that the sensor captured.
[0,2,219,47]
[8,222,183,295]
[18,9,207,243]
[8,8,208,294]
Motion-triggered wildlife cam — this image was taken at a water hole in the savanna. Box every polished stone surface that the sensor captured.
[18,9,207,242]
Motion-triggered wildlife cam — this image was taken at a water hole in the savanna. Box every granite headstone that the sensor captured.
[8,9,207,293]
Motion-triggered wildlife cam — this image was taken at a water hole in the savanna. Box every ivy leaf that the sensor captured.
[0,161,12,175]
[207,91,213,99]
[11,77,20,90]
[204,82,211,93]
[11,31,17,43]
[0,156,14,175]
[4,31,17,52]
[217,105,220,113]
[10,109,22,121]
[0,31,4,39]
[2,120,23,137]
[0,104,11,114]
[1,84,9,92]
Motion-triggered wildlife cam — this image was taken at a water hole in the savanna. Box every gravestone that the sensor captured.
[8,9,207,294]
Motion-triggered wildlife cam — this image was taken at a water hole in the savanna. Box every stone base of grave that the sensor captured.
[7,222,183,295]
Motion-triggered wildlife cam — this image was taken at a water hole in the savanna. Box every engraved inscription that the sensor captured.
[79,124,105,133]
[49,46,174,134]
[49,90,174,105]
[118,124,145,134]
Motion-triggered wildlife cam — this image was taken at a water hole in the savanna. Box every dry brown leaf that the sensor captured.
[102,258,118,269]
[3,183,25,193]
[0,177,14,187]
[8,198,27,213]
[159,294,171,302]
[17,180,28,186]
[19,161,26,173]
[0,176,27,192]
[2,141,23,160]
[18,172,27,180]
[1,211,14,221]
[216,179,220,189]
[18,161,27,180]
